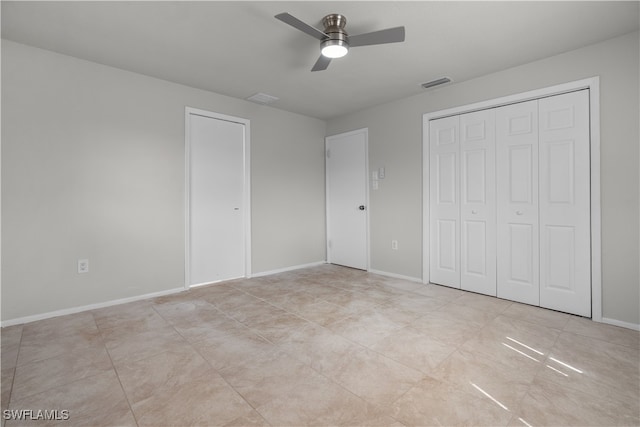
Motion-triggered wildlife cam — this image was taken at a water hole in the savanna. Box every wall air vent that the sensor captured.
[421,77,451,89]
[246,92,279,105]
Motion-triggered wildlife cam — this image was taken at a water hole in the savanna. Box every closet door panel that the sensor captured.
[508,223,535,284]
[430,116,460,288]
[496,100,540,305]
[436,219,457,273]
[460,109,496,295]
[539,90,591,316]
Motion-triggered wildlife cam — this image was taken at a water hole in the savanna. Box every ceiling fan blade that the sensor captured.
[275,13,327,40]
[348,26,405,47]
[311,55,331,72]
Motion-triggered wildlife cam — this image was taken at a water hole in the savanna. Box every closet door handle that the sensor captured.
[516,210,524,215]
[471,210,478,214]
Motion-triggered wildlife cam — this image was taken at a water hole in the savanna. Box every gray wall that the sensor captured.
[1,40,326,322]
[327,31,640,326]
[3,31,639,326]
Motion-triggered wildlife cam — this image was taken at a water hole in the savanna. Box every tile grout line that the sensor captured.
[245,286,424,423]
[6,319,120,402]
[561,319,640,350]
[91,311,141,427]
[508,318,566,426]
[7,266,637,426]
[2,325,24,420]
[206,278,416,425]
[149,298,279,426]
[532,326,639,406]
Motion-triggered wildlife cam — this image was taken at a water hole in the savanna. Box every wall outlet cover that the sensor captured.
[78,259,89,274]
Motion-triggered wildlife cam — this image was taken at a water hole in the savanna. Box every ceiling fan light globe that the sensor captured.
[320,39,349,58]
[321,45,348,58]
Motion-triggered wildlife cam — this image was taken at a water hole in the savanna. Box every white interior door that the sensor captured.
[496,100,540,305]
[539,90,591,316]
[326,129,368,270]
[430,116,460,288]
[188,112,246,286]
[460,109,497,295]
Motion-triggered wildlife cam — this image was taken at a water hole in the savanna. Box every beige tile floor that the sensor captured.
[1,264,639,426]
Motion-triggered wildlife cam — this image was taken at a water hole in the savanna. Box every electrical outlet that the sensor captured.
[78,259,89,274]
[391,240,398,250]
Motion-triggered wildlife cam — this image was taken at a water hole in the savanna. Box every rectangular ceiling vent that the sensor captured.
[421,77,451,89]
[246,92,279,105]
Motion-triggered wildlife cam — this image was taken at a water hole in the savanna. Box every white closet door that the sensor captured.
[496,100,540,305]
[539,90,591,316]
[460,109,497,295]
[430,115,460,288]
[189,113,245,286]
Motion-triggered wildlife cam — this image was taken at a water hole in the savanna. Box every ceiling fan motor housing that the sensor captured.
[321,14,349,53]
[274,11,406,70]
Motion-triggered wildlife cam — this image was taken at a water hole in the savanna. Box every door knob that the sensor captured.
[471,210,478,214]
[516,210,524,215]
[359,205,366,211]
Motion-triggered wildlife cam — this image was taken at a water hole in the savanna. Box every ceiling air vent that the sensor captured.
[246,92,279,105]
[421,77,451,89]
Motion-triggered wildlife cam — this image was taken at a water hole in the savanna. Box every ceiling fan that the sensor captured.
[275,12,406,72]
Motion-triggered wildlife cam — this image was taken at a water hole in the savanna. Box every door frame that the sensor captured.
[422,77,602,321]
[325,128,371,270]
[184,107,252,288]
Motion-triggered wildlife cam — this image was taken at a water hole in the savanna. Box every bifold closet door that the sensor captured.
[430,115,460,288]
[430,89,591,316]
[460,109,497,295]
[496,100,540,306]
[430,111,497,294]
[538,90,591,317]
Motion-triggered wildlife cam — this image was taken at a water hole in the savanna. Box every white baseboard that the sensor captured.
[368,269,422,283]
[1,262,327,327]
[601,317,640,331]
[189,277,245,288]
[1,287,186,327]
[251,261,327,278]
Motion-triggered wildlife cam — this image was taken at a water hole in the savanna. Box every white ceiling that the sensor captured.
[2,1,638,120]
